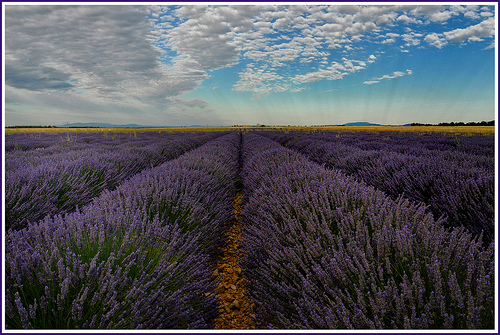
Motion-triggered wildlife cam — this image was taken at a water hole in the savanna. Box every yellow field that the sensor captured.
[240,126,495,135]
[4,125,495,135]
[4,127,235,135]
[279,125,496,135]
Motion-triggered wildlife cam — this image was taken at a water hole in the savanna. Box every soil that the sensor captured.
[212,191,257,329]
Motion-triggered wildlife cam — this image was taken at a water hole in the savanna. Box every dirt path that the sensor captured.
[212,191,256,329]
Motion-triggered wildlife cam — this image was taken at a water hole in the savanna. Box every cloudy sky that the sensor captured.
[3,3,496,126]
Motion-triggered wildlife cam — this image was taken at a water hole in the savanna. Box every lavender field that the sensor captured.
[4,129,495,330]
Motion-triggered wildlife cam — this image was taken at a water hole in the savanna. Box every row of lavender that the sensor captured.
[239,132,494,329]
[5,132,241,329]
[329,131,494,157]
[5,131,216,171]
[5,131,227,231]
[259,130,495,244]
[266,130,494,159]
[5,131,169,152]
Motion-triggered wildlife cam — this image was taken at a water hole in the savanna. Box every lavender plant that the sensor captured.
[5,132,63,151]
[5,132,241,329]
[94,132,241,257]
[259,130,495,244]
[239,132,494,329]
[5,131,225,231]
[5,205,218,329]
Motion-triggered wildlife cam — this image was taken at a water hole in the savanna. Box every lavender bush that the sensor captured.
[259,130,495,244]
[5,131,225,231]
[94,132,240,257]
[5,131,226,171]
[5,132,64,151]
[5,131,163,152]
[5,206,217,329]
[5,132,241,329]
[239,132,494,329]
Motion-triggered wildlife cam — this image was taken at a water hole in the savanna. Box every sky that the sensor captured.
[3,3,497,126]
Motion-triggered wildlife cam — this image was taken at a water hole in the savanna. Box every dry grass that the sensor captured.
[313,125,494,135]
[4,125,495,135]
[243,125,495,135]
[4,127,236,135]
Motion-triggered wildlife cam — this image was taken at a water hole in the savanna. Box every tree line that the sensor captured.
[411,120,494,127]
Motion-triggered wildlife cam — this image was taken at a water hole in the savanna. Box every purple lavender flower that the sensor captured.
[5,131,228,231]
[238,132,494,329]
[5,132,241,329]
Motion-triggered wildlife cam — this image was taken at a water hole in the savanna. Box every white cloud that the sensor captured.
[234,53,370,96]
[424,32,448,48]
[443,17,495,43]
[363,69,412,85]
[480,11,493,17]
[354,5,400,25]
[386,33,400,38]
[483,41,495,50]
[381,38,396,44]
[5,5,213,108]
[468,36,484,42]
[233,66,288,96]
[464,10,480,20]
[397,14,419,24]
[409,5,456,23]
[401,32,422,46]
[292,57,367,85]
[422,16,495,48]
[429,10,453,22]
[317,88,338,93]
[243,50,268,60]
[165,8,240,71]
[344,21,378,36]
[379,71,405,80]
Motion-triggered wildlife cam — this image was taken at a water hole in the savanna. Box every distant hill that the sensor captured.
[343,122,382,126]
[58,122,146,128]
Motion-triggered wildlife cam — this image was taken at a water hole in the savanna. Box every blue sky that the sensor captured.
[3,3,497,126]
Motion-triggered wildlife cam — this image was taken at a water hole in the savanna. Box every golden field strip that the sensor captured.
[4,125,495,135]
[4,127,233,134]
